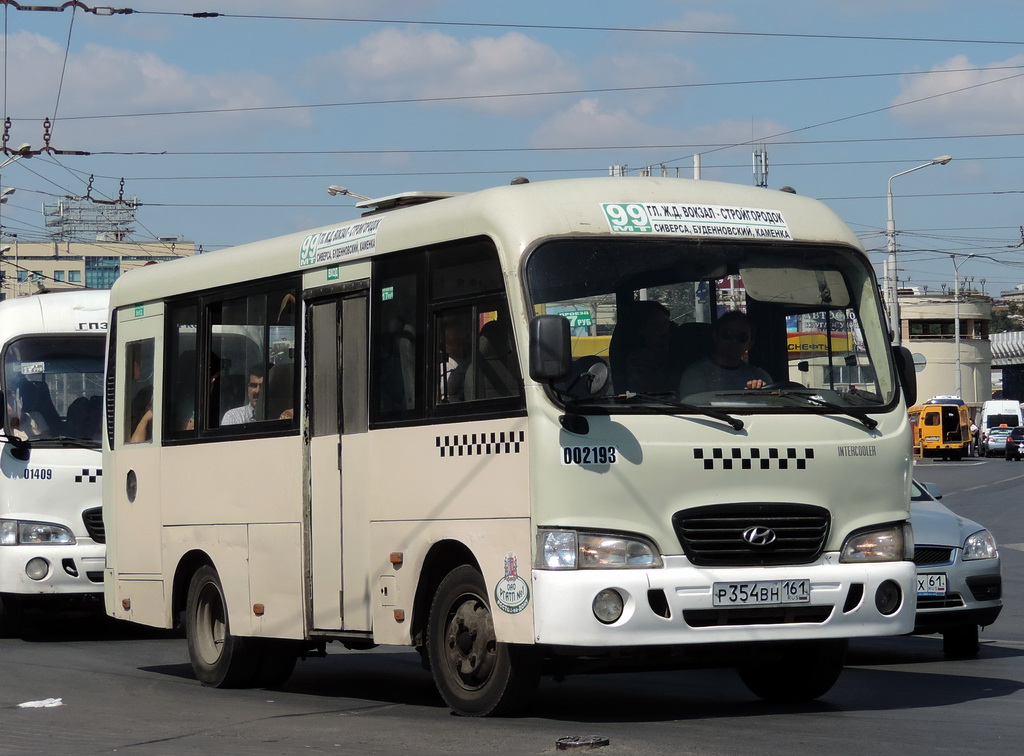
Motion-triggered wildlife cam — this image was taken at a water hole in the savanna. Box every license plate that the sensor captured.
[917,573,947,597]
[712,579,810,607]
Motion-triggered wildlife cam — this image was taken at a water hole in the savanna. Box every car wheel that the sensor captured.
[737,639,847,702]
[943,625,980,658]
[427,565,540,716]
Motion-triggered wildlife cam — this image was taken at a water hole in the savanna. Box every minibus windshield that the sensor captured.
[525,238,896,412]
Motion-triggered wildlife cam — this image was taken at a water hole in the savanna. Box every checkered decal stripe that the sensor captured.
[75,468,102,483]
[694,447,814,470]
[437,431,525,458]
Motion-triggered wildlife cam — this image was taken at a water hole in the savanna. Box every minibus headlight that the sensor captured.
[963,529,998,560]
[0,519,76,546]
[536,529,662,569]
[840,522,911,563]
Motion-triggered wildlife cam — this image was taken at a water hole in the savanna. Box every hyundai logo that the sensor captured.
[742,526,777,546]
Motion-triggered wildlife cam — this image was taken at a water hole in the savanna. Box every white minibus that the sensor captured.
[104,177,918,715]
[1,290,108,635]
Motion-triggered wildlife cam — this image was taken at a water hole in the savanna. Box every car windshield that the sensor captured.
[525,238,896,413]
[2,335,105,445]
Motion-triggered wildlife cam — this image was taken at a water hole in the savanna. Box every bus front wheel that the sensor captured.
[427,565,540,716]
[185,564,260,688]
[737,639,847,702]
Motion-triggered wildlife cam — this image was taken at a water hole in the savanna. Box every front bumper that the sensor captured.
[533,554,916,647]
[0,541,104,596]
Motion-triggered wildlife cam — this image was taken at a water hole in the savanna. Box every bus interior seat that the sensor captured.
[476,319,516,399]
[266,363,293,420]
[673,321,713,372]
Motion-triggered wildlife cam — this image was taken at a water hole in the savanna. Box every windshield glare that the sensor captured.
[525,239,895,411]
[3,336,105,443]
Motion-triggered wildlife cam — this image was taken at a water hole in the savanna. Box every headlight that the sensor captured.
[536,529,663,569]
[0,519,76,546]
[963,529,998,560]
[840,522,912,563]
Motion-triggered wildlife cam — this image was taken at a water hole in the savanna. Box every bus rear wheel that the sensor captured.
[186,564,260,688]
[737,639,847,702]
[427,565,540,716]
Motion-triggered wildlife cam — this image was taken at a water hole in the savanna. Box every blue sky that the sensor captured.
[1,0,1022,295]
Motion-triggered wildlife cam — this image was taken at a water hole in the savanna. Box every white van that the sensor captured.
[979,399,1022,431]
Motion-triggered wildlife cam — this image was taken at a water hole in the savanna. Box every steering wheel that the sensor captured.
[760,381,805,390]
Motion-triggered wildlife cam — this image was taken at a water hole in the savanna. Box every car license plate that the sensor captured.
[712,579,810,607]
[917,573,947,597]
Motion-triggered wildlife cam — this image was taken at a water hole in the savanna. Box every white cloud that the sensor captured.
[313,28,581,114]
[891,55,1024,131]
[2,31,311,150]
[530,98,786,155]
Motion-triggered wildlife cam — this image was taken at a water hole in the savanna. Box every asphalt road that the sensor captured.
[0,456,1020,755]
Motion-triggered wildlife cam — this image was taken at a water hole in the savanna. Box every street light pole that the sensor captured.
[951,254,973,398]
[886,155,953,346]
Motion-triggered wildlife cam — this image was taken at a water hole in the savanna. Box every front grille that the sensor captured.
[683,605,833,627]
[83,507,105,544]
[914,546,954,566]
[672,503,830,566]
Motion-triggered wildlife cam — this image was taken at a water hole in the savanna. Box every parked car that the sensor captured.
[979,426,1012,457]
[1004,426,1024,461]
[911,480,1002,657]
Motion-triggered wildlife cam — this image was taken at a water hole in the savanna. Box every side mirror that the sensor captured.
[892,345,917,407]
[529,315,571,382]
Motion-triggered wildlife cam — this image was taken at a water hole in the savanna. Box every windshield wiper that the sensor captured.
[38,435,102,450]
[611,392,744,431]
[769,390,878,430]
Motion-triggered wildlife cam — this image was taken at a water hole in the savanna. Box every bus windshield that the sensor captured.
[525,238,896,411]
[2,335,105,444]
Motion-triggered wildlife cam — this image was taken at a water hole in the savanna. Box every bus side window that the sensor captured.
[166,302,198,435]
[125,339,155,444]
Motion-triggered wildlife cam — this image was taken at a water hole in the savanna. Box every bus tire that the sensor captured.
[185,564,259,688]
[253,640,299,688]
[737,639,847,702]
[427,565,540,717]
[0,594,25,638]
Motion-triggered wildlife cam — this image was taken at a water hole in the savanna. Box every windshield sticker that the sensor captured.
[18,361,45,375]
[602,202,791,240]
[299,217,383,268]
[561,445,617,466]
[494,552,530,614]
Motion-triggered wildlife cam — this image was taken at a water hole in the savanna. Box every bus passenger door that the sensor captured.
[307,286,369,631]
[107,305,164,584]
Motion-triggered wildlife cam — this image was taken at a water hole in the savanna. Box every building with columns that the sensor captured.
[896,290,992,412]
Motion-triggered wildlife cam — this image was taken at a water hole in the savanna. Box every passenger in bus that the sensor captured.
[129,385,154,443]
[677,310,771,396]
[439,318,471,403]
[14,376,61,439]
[221,365,265,425]
[609,301,676,394]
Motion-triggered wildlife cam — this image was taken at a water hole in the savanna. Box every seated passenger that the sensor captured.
[678,310,771,396]
[221,365,265,425]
